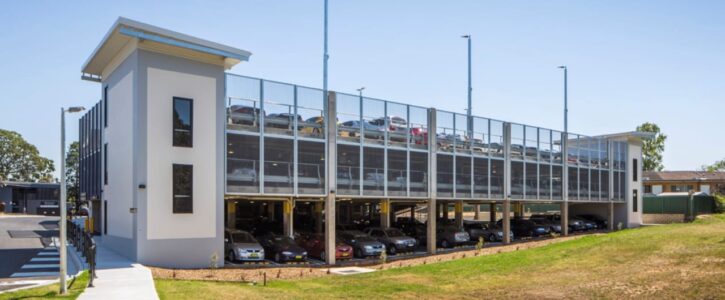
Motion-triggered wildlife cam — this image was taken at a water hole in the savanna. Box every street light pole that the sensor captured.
[59,106,84,294]
[59,108,67,294]
[462,35,472,139]
[323,0,329,100]
[357,87,365,98]
[558,66,568,134]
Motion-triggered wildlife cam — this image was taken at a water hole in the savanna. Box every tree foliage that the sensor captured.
[702,158,725,172]
[0,129,55,182]
[66,141,80,204]
[636,122,667,171]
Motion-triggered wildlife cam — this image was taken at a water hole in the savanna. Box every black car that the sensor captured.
[497,218,549,238]
[257,233,308,263]
[577,214,608,229]
[393,218,427,244]
[529,214,563,233]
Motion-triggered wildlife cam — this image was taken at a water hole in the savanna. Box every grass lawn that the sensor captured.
[155,215,725,299]
[0,271,89,300]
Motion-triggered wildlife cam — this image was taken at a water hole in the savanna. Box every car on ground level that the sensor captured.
[363,227,417,255]
[528,213,585,233]
[393,218,427,244]
[577,214,608,229]
[295,232,353,260]
[338,230,386,258]
[573,217,596,231]
[257,233,307,263]
[497,218,549,238]
[463,220,513,242]
[437,226,471,248]
[529,214,563,233]
[224,229,265,262]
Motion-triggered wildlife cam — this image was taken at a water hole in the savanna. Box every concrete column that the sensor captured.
[324,91,337,265]
[226,201,236,229]
[454,202,463,227]
[474,204,481,220]
[560,202,569,236]
[608,201,614,231]
[410,205,415,221]
[283,198,294,237]
[426,108,437,254]
[513,203,523,218]
[443,203,449,220]
[489,203,496,223]
[502,200,511,244]
[380,199,391,228]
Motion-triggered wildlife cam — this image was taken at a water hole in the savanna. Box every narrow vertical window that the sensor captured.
[173,97,193,147]
[632,158,638,181]
[632,189,638,212]
[104,143,108,185]
[173,164,193,213]
[103,200,108,235]
[104,86,108,127]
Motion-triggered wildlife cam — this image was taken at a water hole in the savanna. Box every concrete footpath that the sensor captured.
[78,244,158,300]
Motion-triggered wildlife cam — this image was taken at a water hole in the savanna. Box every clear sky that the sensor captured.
[1,0,723,178]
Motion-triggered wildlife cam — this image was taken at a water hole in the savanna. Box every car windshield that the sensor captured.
[385,228,406,237]
[351,234,375,242]
[466,223,484,229]
[270,236,295,246]
[232,232,256,243]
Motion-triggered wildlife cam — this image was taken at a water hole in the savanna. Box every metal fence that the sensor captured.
[643,195,716,215]
[68,220,96,287]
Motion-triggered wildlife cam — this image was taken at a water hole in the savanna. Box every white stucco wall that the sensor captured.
[105,68,135,239]
[145,67,217,240]
[628,141,643,226]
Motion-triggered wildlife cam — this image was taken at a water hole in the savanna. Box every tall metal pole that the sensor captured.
[323,0,329,98]
[559,66,568,134]
[462,35,472,139]
[59,108,67,294]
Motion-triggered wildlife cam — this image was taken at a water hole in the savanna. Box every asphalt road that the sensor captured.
[0,215,58,280]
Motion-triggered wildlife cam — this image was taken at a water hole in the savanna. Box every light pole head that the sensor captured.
[65,106,86,113]
[558,66,567,70]
[356,87,365,92]
[461,35,470,39]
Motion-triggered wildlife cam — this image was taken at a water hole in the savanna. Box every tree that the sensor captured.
[65,141,80,208]
[636,122,667,172]
[702,158,725,172]
[0,129,55,182]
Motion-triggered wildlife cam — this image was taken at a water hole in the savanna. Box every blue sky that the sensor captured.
[1,0,723,177]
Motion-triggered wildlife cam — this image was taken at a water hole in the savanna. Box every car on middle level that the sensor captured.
[497,218,550,238]
[256,233,308,263]
[363,227,417,255]
[295,232,353,260]
[463,220,513,242]
[436,225,471,248]
[224,229,265,262]
[338,230,386,258]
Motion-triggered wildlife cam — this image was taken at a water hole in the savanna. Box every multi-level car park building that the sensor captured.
[79,17,648,268]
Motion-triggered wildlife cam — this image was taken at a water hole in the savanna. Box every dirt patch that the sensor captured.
[150,234,591,283]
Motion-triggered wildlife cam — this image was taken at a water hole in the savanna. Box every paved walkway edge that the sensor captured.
[77,244,158,300]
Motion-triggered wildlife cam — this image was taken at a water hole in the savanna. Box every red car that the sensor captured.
[296,233,353,260]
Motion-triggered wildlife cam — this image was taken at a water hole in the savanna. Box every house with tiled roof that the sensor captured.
[643,171,725,195]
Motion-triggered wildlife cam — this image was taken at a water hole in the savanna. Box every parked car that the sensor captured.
[339,120,384,138]
[338,230,386,258]
[573,217,596,231]
[463,221,513,242]
[295,232,353,260]
[364,227,417,255]
[228,105,264,126]
[393,218,427,244]
[224,229,265,262]
[257,233,307,263]
[529,213,585,232]
[497,218,549,238]
[529,214,563,233]
[577,214,608,229]
[265,113,303,129]
[437,225,471,248]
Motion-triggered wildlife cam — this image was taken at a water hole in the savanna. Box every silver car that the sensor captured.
[225,229,265,262]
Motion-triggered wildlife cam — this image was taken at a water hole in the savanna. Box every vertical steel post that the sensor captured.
[561,131,569,236]
[427,108,437,254]
[59,108,67,294]
[324,91,337,265]
[502,122,511,244]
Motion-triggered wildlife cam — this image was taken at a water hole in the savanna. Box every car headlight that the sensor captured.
[396,240,407,244]
[364,245,373,250]
[302,251,307,256]
[282,251,292,255]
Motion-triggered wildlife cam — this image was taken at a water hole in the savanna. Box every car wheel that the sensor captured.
[488,234,497,242]
[275,253,281,263]
[227,250,236,262]
[388,244,397,255]
[441,239,451,248]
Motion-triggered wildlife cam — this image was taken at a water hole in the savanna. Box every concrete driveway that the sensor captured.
[0,215,58,280]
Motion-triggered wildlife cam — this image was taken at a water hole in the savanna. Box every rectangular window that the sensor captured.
[104,86,108,127]
[103,200,108,235]
[173,164,193,214]
[632,189,638,212]
[104,143,108,185]
[173,97,193,147]
[632,158,638,181]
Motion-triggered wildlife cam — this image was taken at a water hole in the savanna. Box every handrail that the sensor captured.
[67,220,96,287]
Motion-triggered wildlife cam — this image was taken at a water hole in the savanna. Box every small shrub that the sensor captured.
[380,251,388,265]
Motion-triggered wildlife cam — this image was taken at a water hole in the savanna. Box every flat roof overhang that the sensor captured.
[81,17,252,82]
